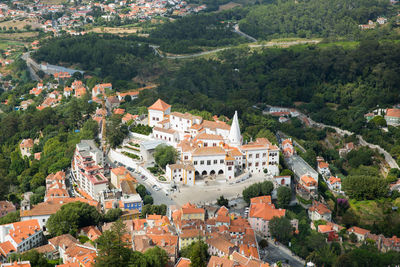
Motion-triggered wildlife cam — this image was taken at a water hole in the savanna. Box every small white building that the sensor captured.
[148,99,171,127]
[327,176,342,192]
[317,161,330,177]
[308,201,332,222]
[166,163,195,186]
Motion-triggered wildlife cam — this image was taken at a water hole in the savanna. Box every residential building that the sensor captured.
[248,196,285,237]
[166,163,195,186]
[0,219,44,257]
[20,198,100,230]
[281,138,294,158]
[317,161,330,177]
[20,139,34,157]
[175,258,191,267]
[0,202,16,218]
[1,261,31,267]
[385,108,400,126]
[45,171,69,201]
[347,226,370,242]
[327,176,342,192]
[299,175,318,193]
[308,201,332,222]
[72,140,108,199]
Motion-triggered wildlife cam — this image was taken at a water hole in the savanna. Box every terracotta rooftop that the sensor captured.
[347,226,370,236]
[386,108,400,118]
[309,202,331,215]
[192,146,226,156]
[148,99,171,111]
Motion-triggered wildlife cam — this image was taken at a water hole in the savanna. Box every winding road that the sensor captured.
[150,39,320,59]
[306,114,399,169]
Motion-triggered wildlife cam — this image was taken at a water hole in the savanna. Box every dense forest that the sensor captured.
[153,40,400,116]
[32,34,155,81]
[149,12,248,53]
[239,0,394,39]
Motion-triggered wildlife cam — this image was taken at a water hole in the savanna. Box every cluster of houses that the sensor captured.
[365,107,400,126]
[1,194,288,266]
[316,157,343,193]
[308,201,400,252]
[0,0,208,38]
[359,17,388,30]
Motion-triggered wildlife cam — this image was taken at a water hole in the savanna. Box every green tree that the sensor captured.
[277,186,291,207]
[136,184,147,198]
[0,211,20,224]
[144,246,168,267]
[180,240,209,267]
[104,208,123,222]
[143,195,154,205]
[9,250,51,267]
[342,175,388,200]
[95,220,132,267]
[47,202,101,236]
[217,195,229,208]
[140,204,167,218]
[269,216,293,244]
[154,144,178,169]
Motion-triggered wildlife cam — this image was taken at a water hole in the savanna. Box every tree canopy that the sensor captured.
[154,144,178,169]
[47,202,102,236]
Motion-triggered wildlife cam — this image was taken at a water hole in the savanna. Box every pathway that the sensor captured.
[150,39,321,59]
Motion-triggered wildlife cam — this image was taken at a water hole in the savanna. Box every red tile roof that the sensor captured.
[148,99,171,111]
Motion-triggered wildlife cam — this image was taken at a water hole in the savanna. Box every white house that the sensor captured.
[317,161,330,177]
[148,99,171,127]
[308,201,332,222]
[327,176,342,192]
[166,163,195,186]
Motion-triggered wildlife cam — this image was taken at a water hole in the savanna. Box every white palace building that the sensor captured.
[148,99,280,186]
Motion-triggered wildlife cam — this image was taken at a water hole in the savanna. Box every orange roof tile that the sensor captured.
[386,108,400,118]
[318,224,333,233]
[148,99,171,111]
[176,258,191,267]
[0,241,16,257]
[348,226,370,236]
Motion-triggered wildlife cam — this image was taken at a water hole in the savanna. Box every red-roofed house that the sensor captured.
[0,219,44,257]
[327,176,341,192]
[148,99,171,127]
[317,161,330,177]
[2,261,31,267]
[385,108,400,126]
[20,139,34,157]
[309,201,332,222]
[248,196,285,237]
[0,201,16,218]
[347,226,370,242]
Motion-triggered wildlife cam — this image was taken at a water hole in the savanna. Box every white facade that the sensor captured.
[72,140,108,199]
[166,163,195,186]
[0,219,44,254]
[147,99,280,183]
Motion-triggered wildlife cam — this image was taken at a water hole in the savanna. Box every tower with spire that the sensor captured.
[228,111,242,147]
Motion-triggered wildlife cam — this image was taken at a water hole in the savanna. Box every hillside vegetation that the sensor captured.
[239,0,393,39]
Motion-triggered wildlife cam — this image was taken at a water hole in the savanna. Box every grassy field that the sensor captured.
[89,27,142,34]
[0,32,39,42]
[349,199,400,227]
[0,18,41,30]
[218,2,242,11]
[0,40,25,50]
